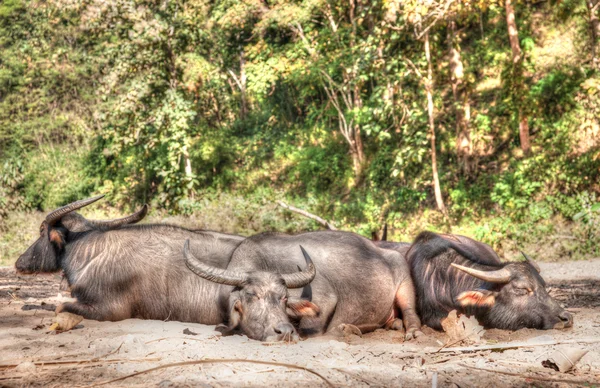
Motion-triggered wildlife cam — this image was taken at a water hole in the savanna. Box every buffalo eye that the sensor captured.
[513,287,530,296]
[246,291,257,299]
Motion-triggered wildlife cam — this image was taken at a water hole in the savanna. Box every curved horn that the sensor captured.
[521,251,541,273]
[45,195,105,226]
[84,204,148,230]
[382,223,388,241]
[451,263,512,284]
[282,246,317,289]
[183,240,247,286]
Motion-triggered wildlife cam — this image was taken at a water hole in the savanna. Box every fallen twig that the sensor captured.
[0,357,161,370]
[436,329,485,353]
[91,359,335,387]
[144,336,213,344]
[457,363,600,385]
[277,201,337,230]
[439,338,600,353]
[334,368,381,386]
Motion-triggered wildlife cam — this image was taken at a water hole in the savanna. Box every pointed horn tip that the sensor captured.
[45,194,106,224]
[299,245,315,267]
[139,204,149,217]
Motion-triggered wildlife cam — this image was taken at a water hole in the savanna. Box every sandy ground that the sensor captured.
[1,260,600,387]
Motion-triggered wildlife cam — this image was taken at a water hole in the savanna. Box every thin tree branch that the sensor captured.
[439,338,600,353]
[91,359,335,387]
[457,363,600,385]
[277,201,337,230]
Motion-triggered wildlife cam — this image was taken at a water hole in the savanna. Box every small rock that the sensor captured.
[50,312,83,332]
[15,361,36,374]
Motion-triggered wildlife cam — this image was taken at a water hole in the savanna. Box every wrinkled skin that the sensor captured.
[405,231,573,331]
[191,231,423,340]
[221,274,318,342]
[16,221,63,274]
[15,202,247,329]
[184,242,320,342]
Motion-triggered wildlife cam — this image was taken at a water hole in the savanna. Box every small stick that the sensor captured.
[436,329,485,353]
[334,368,381,386]
[145,337,211,344]
[457,363,600,385]
[277,201,337,230]
[0,357,161,370]
[91,359,335,387]
[439,338,600,353]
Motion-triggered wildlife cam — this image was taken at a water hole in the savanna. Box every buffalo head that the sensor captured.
[16,195,148,274]
[452,253,573,330]
[183,240,320,342]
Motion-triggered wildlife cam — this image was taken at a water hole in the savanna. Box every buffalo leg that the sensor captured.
[395,279,423,340]
[56,302,102,320]
[385,318,405,332]
[57,301,129,321]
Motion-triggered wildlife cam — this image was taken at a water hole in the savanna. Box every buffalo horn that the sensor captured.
[281,246,317,289]
[183,240,247,286]
[84,204,148,229]
[45,195,105,226]
[451,263,512,284]
[381,224,388,241]
[521,251,541,273]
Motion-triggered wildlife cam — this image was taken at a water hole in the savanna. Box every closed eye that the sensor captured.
[513,288,529,296]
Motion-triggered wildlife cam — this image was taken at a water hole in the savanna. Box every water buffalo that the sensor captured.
[184,231,423,340]
[405,231,573,331]
[15,196,320,342]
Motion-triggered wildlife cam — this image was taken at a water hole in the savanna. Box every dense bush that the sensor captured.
[1,0,599,259]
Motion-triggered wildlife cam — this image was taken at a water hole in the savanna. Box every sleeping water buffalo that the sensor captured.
[184,230,423,340]
[15,195,320,342]
[405,231,573,331]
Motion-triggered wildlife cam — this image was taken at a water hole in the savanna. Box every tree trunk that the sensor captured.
[424,31,447,214]
[239,48,247,119]
[448,19,472,174]
[505,0,531,154]
[586,0,600,69]
[352,124,365,180]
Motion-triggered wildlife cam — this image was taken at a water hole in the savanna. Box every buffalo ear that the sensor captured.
[228,299,243,328]
[216,299,242,337]
[456,290,496,308]
[49,229,66,250]
[287,298,320,319]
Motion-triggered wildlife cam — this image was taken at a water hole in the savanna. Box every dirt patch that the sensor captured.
[1,264,600,387]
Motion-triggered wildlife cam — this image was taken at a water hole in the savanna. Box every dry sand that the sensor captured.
[1,260,599,387]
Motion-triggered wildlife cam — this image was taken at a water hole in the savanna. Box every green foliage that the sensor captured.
[0,0,599,262]
[491,170,542,213]
[573,192,600,244]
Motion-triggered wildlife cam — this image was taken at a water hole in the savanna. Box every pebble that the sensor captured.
[15,361,36,374]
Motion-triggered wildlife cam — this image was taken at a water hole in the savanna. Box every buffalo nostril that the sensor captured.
[274,323,294,336]
[559,311,573,325]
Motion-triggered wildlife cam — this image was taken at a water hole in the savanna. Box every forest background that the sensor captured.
[1,0,599,265]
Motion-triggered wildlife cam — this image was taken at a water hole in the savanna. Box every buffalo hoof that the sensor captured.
[388,318,405,332]
[338,323,363,338]
[405,327,424,341]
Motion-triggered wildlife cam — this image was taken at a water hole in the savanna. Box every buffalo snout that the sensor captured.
[266,322,299,342]
[554,311,574,329]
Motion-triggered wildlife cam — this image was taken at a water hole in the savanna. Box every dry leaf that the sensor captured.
[51,312,83,332]
[441,310,485,344]
[542,347,589,372]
